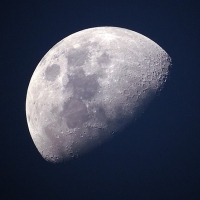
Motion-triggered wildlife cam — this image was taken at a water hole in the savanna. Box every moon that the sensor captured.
[26,27,171,163]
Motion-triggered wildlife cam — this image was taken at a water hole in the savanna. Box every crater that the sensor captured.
[45,64,60,81]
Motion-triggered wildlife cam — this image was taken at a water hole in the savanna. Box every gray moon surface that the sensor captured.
[26,27,171,163]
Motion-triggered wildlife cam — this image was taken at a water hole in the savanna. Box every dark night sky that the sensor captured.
[1,1,200,199]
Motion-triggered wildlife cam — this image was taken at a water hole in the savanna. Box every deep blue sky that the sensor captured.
[1,1,200,199]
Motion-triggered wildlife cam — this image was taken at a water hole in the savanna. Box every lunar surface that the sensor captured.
[26,27,171,163]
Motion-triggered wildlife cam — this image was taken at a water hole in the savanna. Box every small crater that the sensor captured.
[45,64,60,81]
[123,90,130,96]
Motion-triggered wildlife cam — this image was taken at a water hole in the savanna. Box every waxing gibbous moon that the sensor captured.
[26,27,171,163]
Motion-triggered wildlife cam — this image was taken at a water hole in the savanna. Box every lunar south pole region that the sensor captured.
[26,27,171,163]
